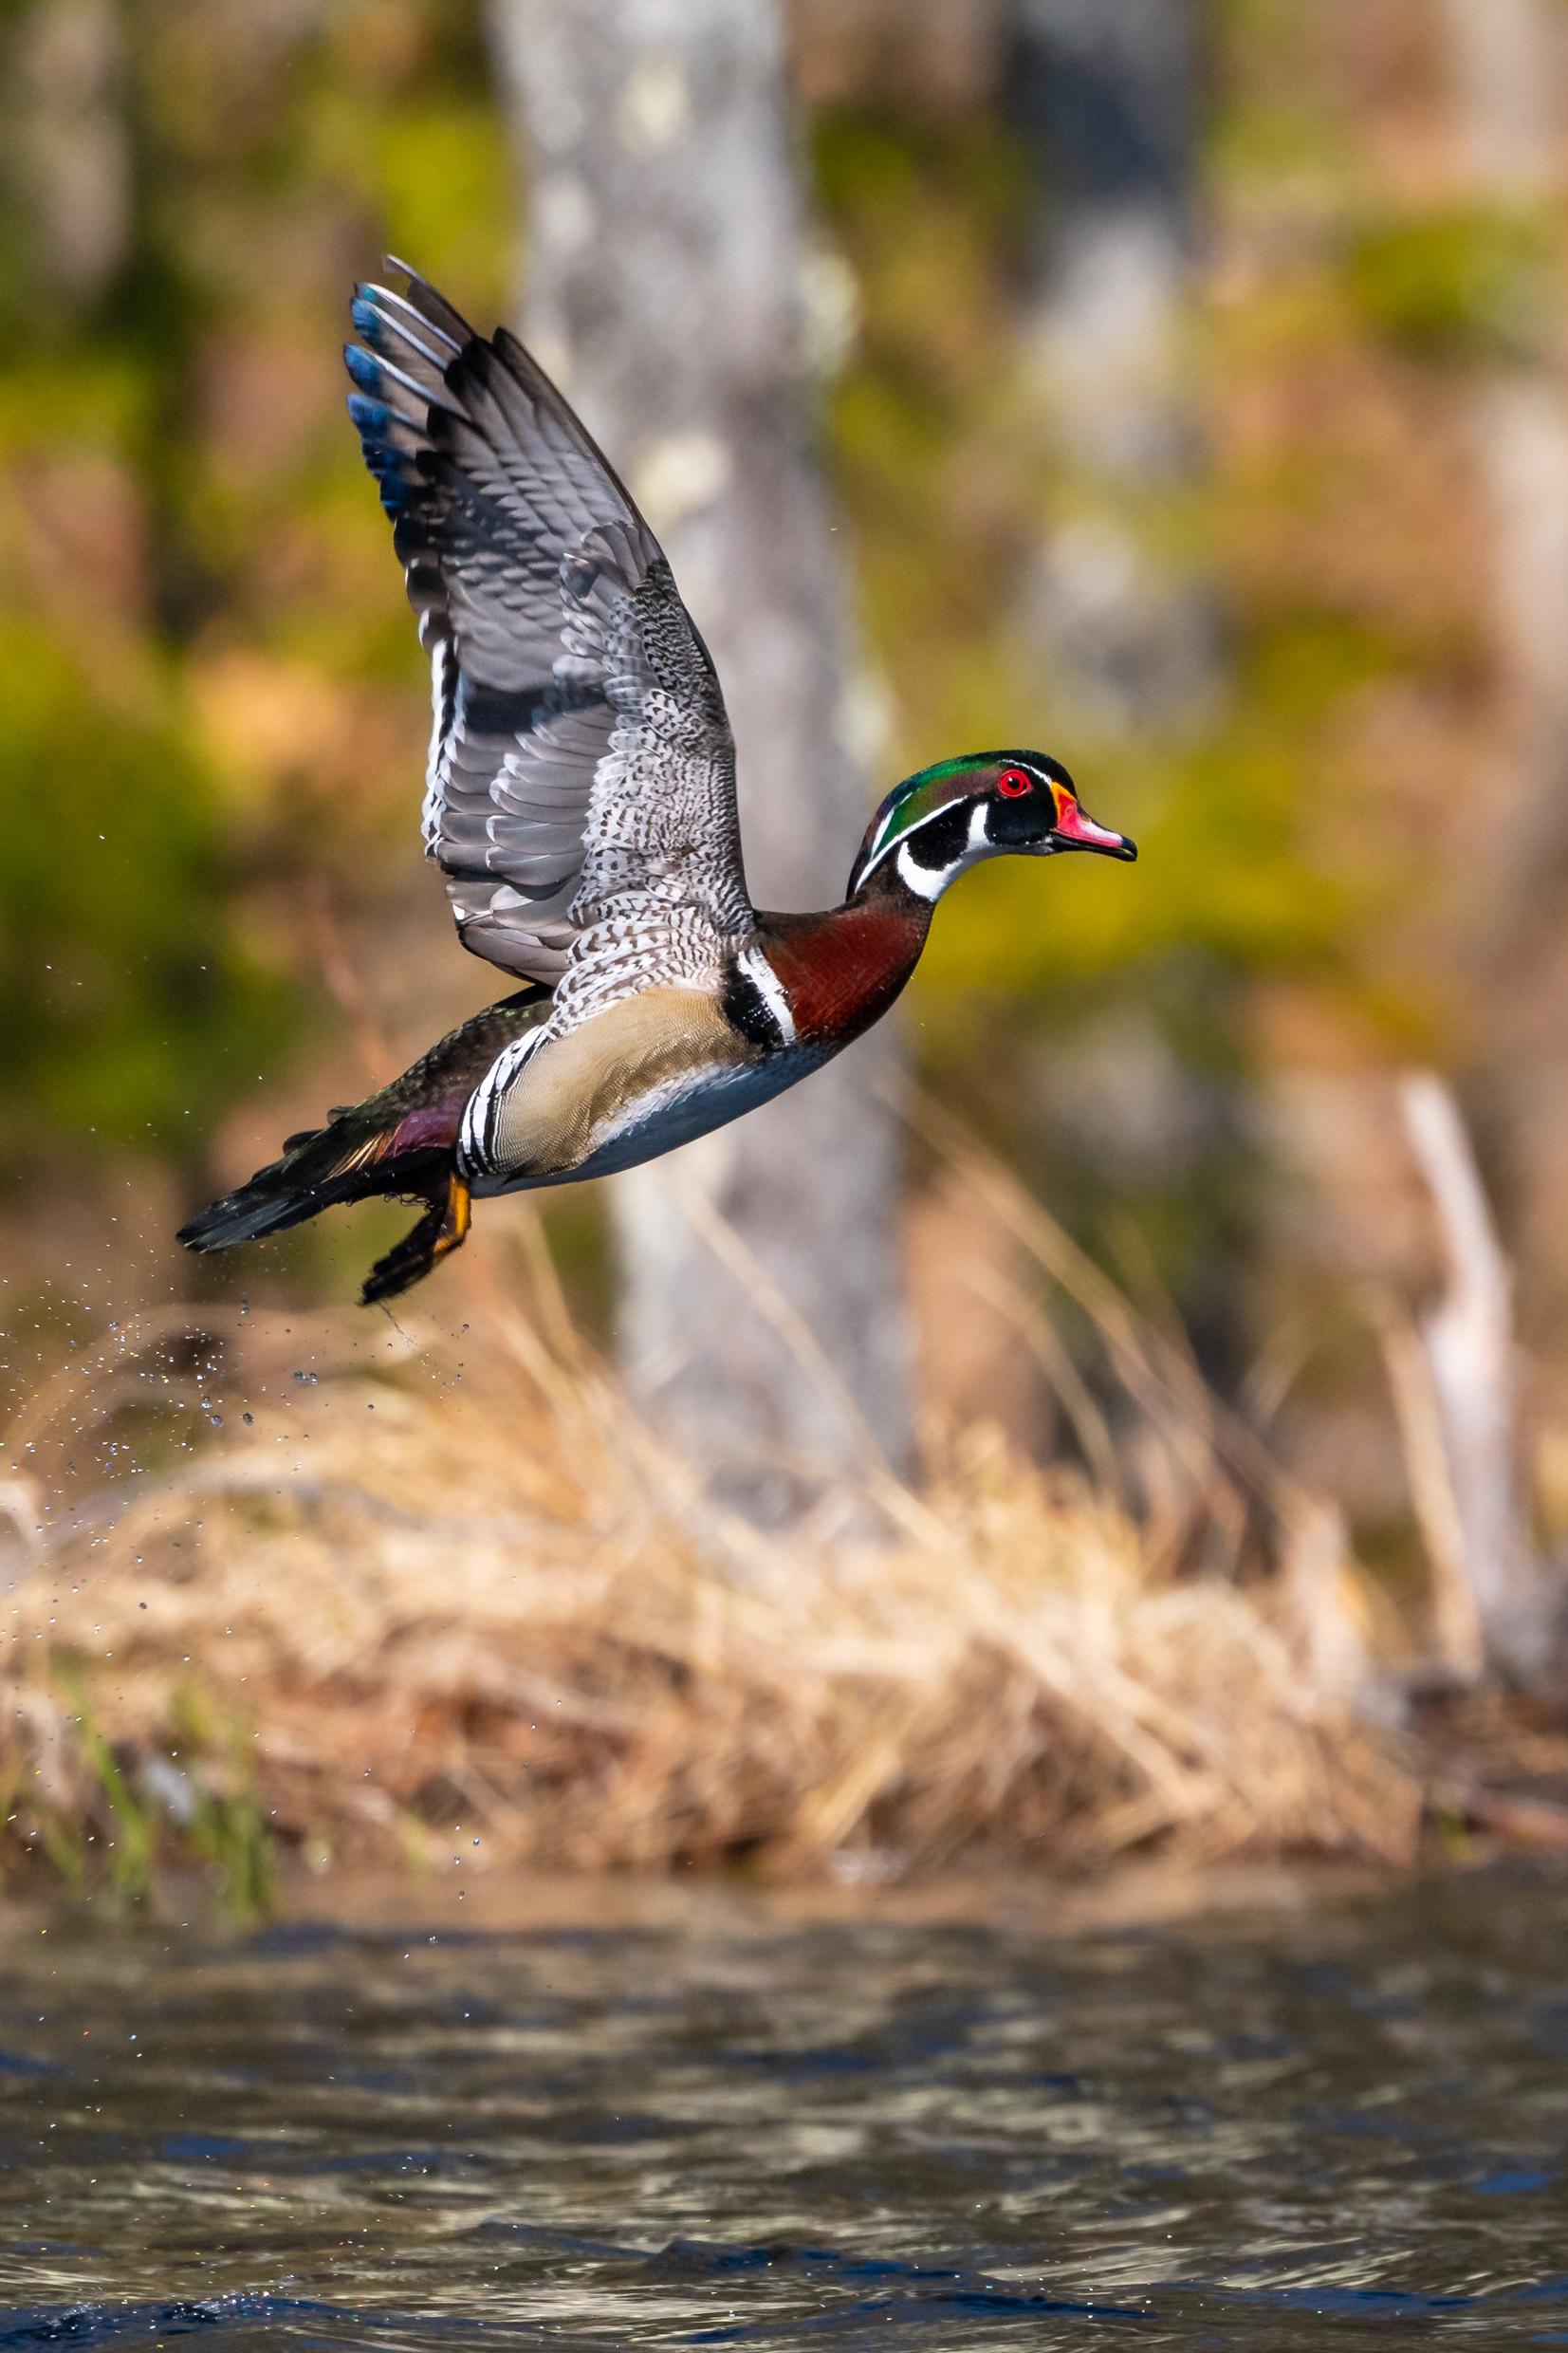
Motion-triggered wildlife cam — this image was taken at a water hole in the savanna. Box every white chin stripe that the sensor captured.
[896,832,988,901]
[897,802,997,901]
[737,943,797,1047]
[896,841,947,901]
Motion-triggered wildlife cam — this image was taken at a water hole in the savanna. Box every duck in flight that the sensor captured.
[179,264,1136,1304]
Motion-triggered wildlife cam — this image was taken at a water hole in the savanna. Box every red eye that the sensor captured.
[997,767,1033,798]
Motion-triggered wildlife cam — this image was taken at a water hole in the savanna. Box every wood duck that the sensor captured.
[179,265,1135,1304]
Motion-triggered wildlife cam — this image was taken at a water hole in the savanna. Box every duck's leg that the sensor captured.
[360,1169,471,1306]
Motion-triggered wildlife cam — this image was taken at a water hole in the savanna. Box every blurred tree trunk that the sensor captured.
[1443,0,1568,907]
[1441,0,1568,1269]
[7,0,129,309]
[1444,0,1557,194]
[1432,0,1567,1677]
[1005,0,1217,734]
[1004,0,1245,1392]
[488,0,909,1519]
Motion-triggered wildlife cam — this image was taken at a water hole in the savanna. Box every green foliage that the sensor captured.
[62,1674,156,1901]
[0,0,503,1169]
[1346,207,1554,365]
[0,628,293,1157]
[12,1672,275,1921]
[168,1683,274,1919]
[816,112,1348,1012]
[815,111,1031,764]
[310,84,513,304]
[1209,99,1355,190]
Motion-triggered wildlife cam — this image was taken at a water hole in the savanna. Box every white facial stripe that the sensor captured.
[737,942,797,1046]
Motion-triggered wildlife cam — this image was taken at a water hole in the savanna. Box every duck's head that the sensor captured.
[847,750,1135,904]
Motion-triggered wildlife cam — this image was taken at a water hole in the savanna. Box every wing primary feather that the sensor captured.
[345,383,426,437]
[368,275,470,356]
[356,290,466,379]
[381,257,474,345]
[347,341,467,420]
[375,264,470,344]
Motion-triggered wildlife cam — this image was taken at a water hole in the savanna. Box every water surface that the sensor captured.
[2,1866,1566,2347]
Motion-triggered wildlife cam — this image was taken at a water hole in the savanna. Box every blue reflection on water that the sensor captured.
[2,1867,1567,2347]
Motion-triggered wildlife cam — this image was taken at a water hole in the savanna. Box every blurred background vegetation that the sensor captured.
[5,0,1568,1615]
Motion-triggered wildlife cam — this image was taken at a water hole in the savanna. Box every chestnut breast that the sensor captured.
[763,901,929,1049]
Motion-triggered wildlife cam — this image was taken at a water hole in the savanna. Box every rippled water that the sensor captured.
[2,1867,1567,2347]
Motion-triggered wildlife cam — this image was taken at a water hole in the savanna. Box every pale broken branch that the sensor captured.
[1398,1071,1556,1685]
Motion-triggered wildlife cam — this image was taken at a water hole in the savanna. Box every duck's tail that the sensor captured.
[177,1109,448,1253]
[177,985,548,1302]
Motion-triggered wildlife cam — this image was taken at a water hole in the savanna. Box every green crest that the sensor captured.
[854,756,981,886]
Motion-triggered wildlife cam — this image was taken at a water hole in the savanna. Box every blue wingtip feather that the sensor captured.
[350,421,409,514]
[346,391,391,435]
[349,293,383,343]
[343,343,381,392]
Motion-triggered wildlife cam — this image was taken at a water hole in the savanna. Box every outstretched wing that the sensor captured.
[344,263,751,985]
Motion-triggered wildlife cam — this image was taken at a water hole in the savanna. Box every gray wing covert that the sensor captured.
[344,263,749,986]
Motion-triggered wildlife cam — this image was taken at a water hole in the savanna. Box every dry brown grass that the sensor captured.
[0,1149,1424,1891]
